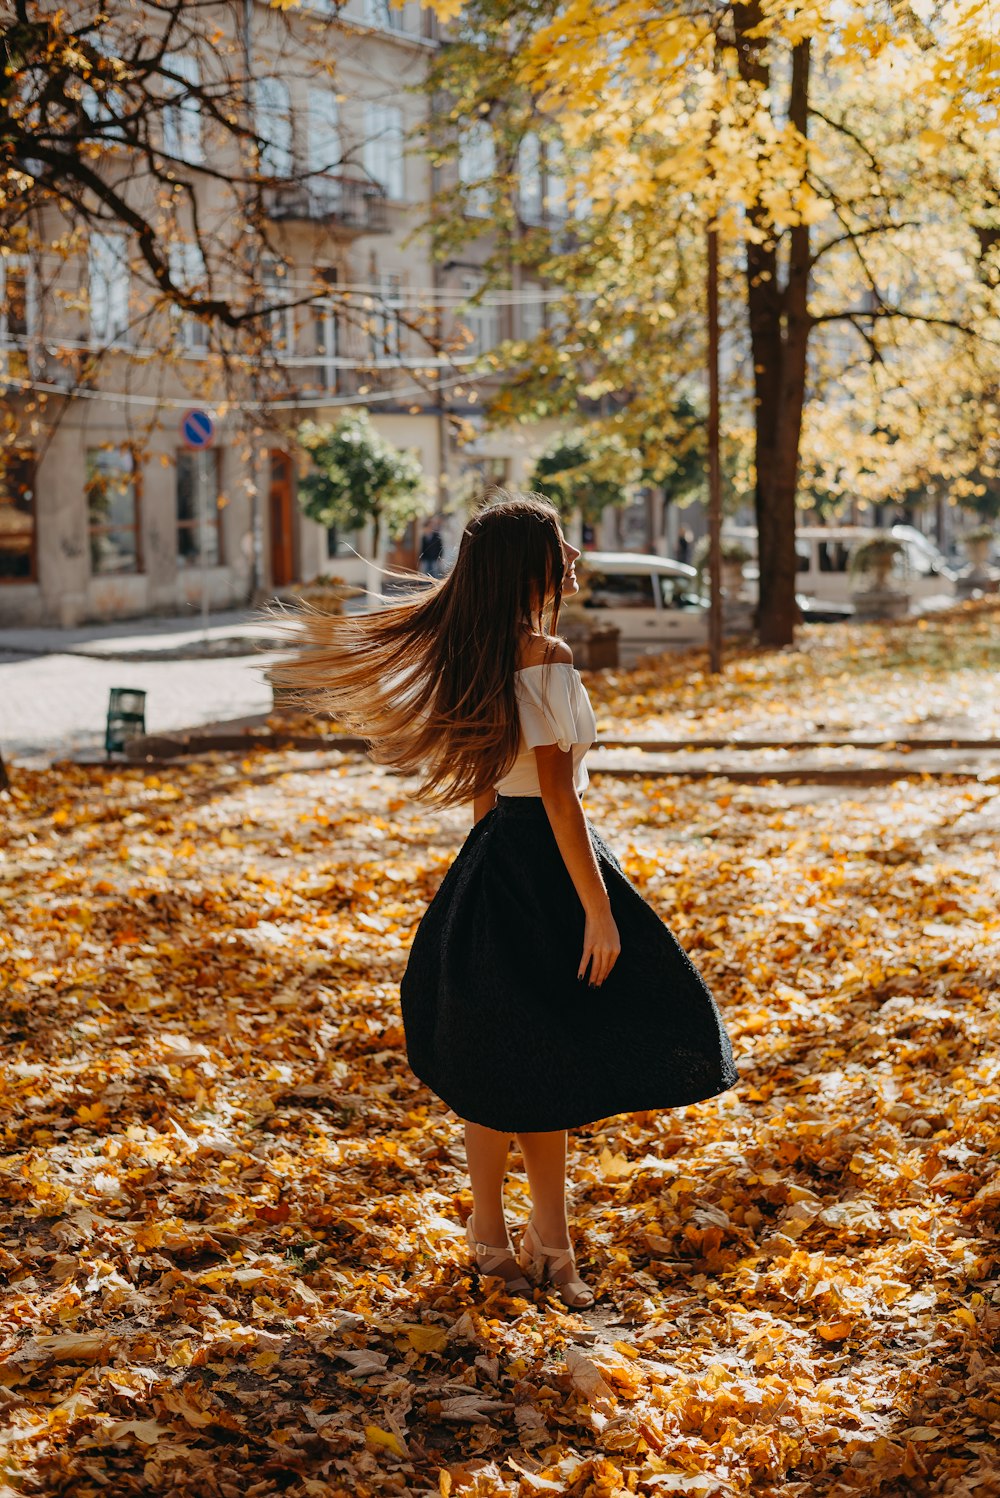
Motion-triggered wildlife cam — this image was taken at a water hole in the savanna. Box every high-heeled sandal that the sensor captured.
[517,1218,595,1309]
[465,1214,533,1294]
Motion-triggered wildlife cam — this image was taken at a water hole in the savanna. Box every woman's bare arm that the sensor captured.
[473,788,497,825]
[535,744,621,987]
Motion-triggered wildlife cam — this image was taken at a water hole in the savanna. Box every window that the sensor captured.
[0,450,36,583]
[86,447,140,575]
[162,53,203,165]
[176,450,221,567]
[89,233,130,345]
[1,254,30,341]
[327,524,365,561]
[458,120,495,217]
[461,275,498,356]
[308,89,342,212]
[262,260,293,357]
[315,267,340,390]
[308,89,341,178]
[544,137,568,221]
[659,576,702,610]
[518,133,544,225]
[256,77,293,178]
[368,272,402,360]
[168,241,210,351]
[817,540,847,573]
[519,282,545,341]
[364,103,405,201]
[81,32,127,142]
[582,570,656,608]
[363,0,406,30]
[1,253,34,376]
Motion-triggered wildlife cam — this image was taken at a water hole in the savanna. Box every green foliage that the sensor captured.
[296,412,426,548]
[529,429,642,524]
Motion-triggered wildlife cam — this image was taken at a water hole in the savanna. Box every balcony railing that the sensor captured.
[263,174,390,234]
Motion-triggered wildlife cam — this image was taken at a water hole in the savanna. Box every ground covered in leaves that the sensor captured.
[2,613,1000,1498]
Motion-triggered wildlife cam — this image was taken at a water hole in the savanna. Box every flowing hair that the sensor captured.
[266,490,566,805]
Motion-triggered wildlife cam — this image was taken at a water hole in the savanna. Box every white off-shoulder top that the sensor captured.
[494,663,598,797]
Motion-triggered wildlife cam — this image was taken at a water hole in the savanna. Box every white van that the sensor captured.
[723,524,957,606]
[574,551,708,655]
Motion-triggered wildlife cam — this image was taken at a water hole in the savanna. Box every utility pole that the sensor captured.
[707,221,723,675]
[706,104,723,675]
[242,0,264,602]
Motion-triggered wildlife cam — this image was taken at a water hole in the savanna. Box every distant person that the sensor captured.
[268,491,738,1308]
[419,522,445,579]
[676,527,693,566]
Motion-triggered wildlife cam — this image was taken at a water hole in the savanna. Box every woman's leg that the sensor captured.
[464,1122,513,1245]
[515,1129,570,1247]
[516,1129,593,1305]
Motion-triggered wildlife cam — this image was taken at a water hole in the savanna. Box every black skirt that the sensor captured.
[399,795,739,1132]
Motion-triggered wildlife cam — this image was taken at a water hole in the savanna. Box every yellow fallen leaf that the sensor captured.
[816,1321,852,1341]
[400,1324,448,1354]
[19,1333,110,1364]
[250,1349,281,1372]
[104,1419,170,1445]
[365,1424,406,1458]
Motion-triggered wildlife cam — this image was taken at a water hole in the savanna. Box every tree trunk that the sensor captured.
[0,750,9,793]
[734,10,812,647]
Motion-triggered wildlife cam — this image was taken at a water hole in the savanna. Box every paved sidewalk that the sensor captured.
[0,608,283,663]
[1,651,280,765]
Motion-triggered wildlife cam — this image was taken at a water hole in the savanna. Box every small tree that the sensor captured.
[297,412,426,559]
[530,430,642,527]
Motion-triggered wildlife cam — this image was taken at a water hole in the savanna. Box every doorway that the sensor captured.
[268,450,295,587]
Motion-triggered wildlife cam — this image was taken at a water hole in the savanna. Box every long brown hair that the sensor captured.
[267,490,566,805]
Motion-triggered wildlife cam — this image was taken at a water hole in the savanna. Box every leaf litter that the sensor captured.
[1,607,999,1497]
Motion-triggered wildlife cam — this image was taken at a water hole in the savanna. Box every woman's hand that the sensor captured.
[579,902,621,987]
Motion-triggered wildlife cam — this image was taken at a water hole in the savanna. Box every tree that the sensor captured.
[297,411,427,559]
[530,429,641,525]
[422,1,1000,645]
[0,2,443,446]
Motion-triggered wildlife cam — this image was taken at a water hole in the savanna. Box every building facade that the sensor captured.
[0,0,573,628]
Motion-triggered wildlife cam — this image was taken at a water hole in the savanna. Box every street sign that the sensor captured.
[181,408,215,450]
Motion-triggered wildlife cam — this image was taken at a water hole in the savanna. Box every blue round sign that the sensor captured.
[181,408,215,449]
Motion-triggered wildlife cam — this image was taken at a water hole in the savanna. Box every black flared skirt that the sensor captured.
[399,795,739,1132]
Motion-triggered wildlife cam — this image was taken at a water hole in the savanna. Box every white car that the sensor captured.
[574,551,708,656]
[724,524,957,607]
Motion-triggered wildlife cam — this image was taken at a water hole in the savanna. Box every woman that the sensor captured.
[269,492,738,1308]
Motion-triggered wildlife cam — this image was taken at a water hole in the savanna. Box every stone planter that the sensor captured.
[956,535,999,597]
[559,613,620,669]
[850,586,911,621]
[721,560,746,597]
[292,580,365,613]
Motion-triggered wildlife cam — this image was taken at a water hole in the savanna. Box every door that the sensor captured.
[579,566,665,653]
[657,574,709,646]
[268,450,295,587]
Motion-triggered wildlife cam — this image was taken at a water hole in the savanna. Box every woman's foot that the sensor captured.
[517,1218,595,1308]
[465,1213,532,1294]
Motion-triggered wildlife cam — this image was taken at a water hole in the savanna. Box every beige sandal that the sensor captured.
[518,1218,595,1308]
[465,1214,533,1294]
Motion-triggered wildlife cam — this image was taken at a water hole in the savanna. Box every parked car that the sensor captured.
[574,551,708,656]
[724,524,957,607]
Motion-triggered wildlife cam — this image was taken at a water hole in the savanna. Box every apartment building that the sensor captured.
[0,1,573,628]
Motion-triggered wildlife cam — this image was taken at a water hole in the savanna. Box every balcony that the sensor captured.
[263,174,390,235]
